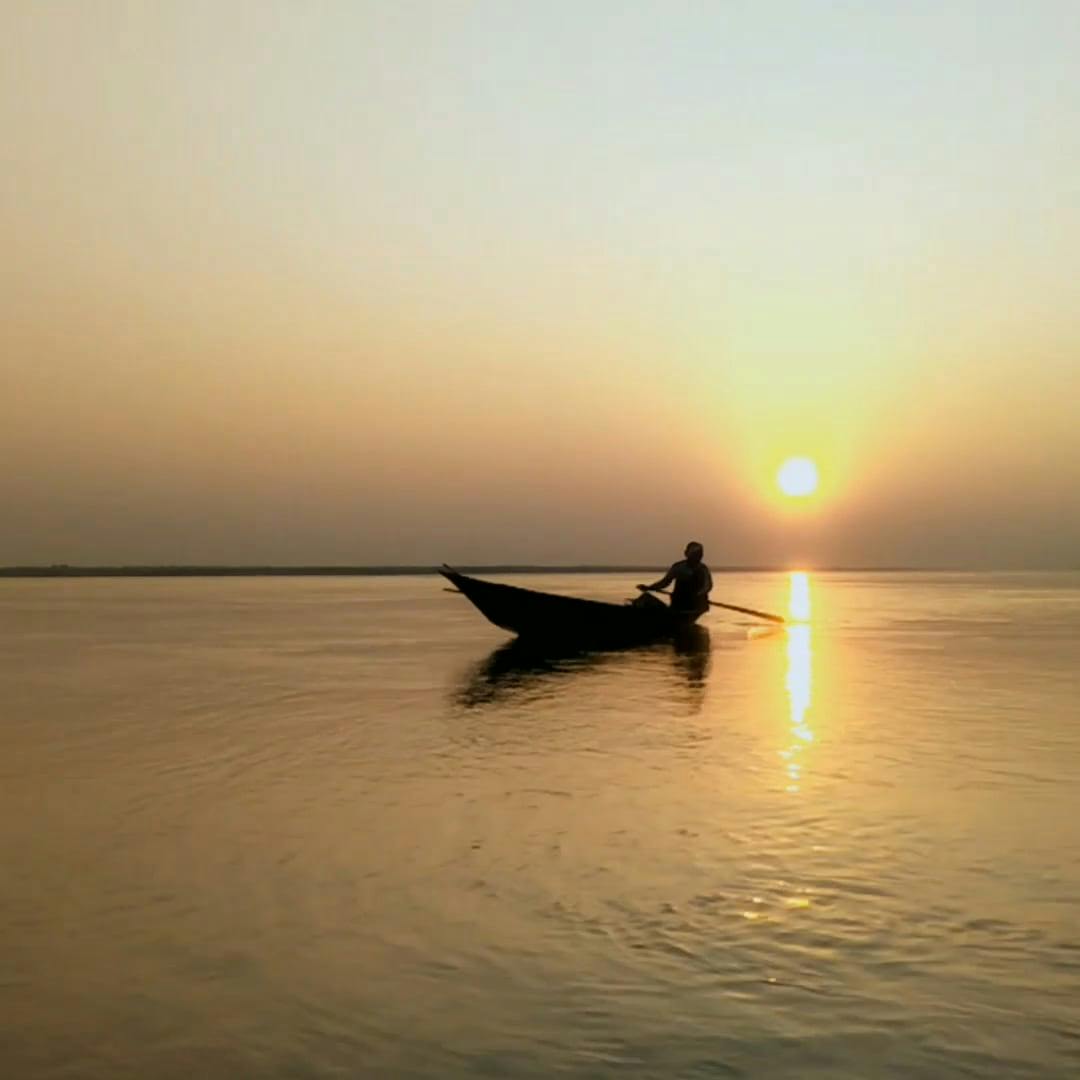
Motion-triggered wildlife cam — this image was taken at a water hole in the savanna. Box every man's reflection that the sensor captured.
[672,625,712,691]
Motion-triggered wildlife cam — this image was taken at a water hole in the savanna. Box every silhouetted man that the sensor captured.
[637,542,713,616]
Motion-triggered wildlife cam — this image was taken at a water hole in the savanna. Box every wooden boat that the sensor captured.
[439,565,702,647]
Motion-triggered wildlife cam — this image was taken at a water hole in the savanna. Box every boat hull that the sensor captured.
[440,567,699,647]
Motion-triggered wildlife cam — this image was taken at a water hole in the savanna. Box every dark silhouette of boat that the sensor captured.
[440,565,703,647]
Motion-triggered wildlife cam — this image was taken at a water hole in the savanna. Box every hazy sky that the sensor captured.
[4,1,1079,567]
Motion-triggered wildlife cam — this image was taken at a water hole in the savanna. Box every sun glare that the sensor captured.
[777,457,819,498]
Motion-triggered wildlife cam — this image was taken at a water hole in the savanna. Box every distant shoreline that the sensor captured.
[0,564,987,578]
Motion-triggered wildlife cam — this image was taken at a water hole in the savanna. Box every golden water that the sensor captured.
[2,572,1078,1078]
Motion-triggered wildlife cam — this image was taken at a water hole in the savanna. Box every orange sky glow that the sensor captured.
[3,3,1079,567]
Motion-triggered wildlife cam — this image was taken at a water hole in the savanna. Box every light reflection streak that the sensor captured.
[782,572,813,793]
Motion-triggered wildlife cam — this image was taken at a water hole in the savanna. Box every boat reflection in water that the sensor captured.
[782,571,814,794]
[456,625,711,711]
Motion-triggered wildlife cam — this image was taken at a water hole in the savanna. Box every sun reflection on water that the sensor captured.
[782,572,813,793]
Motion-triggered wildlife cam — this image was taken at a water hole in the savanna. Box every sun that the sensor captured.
[777,457,819,498]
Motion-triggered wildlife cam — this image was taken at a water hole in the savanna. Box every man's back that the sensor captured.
[669,559,712,614]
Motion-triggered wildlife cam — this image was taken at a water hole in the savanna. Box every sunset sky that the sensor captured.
[4,2,1079,567]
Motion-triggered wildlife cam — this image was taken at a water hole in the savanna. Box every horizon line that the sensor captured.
[1,563,1074,578]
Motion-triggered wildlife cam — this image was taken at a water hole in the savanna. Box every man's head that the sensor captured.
[684,541,704,564]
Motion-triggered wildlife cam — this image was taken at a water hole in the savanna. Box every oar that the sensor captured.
[644,587,786,625]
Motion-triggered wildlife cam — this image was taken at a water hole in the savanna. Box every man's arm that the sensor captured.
[638,564,678,592]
